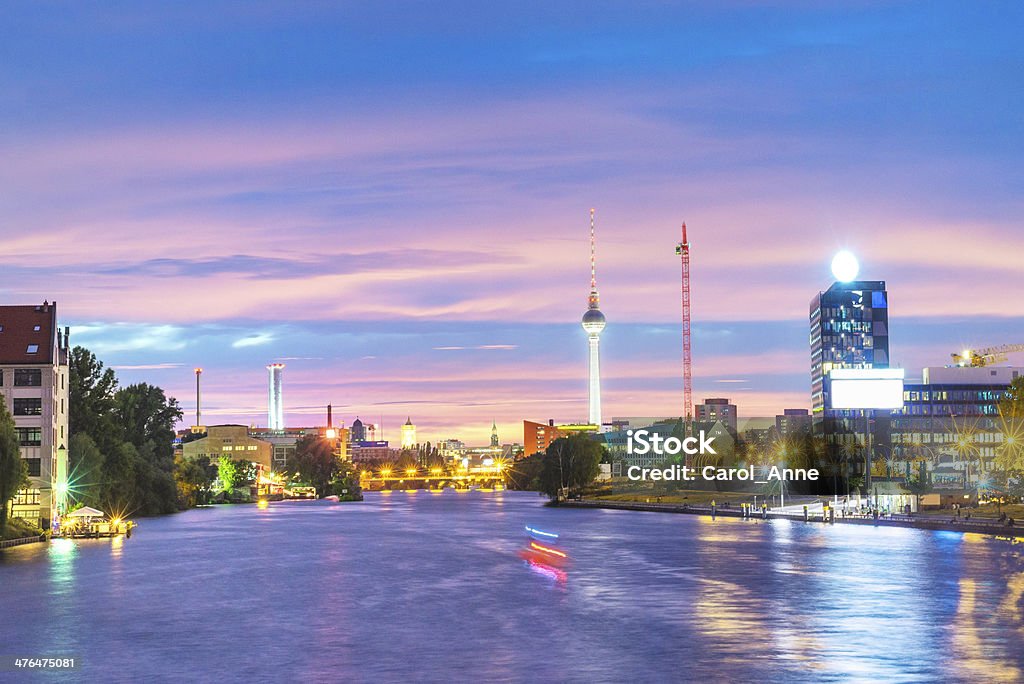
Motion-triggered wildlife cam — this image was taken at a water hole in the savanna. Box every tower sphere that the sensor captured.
[582,308,606,334]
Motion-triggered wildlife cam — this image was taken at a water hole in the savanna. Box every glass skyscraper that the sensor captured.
[809,280,891,488]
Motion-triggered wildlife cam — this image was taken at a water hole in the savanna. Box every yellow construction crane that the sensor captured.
[951,344,1024,367]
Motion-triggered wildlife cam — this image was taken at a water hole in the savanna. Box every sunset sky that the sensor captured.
[2,2,1022,444]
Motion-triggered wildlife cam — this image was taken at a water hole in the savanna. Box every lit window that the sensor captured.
[33,325,41,332]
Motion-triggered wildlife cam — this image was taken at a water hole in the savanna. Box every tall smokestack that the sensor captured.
[327,403,333,428]
[194,367,203,428]
[267,363,285,430]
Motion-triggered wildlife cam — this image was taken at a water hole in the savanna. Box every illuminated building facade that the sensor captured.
[267,363,285,430]
[350,441,392,464]
[810,278,892,483]
[401,417,416,449]
[891,366,1022,486]
[183,424,273,471]
[0,302,69,530]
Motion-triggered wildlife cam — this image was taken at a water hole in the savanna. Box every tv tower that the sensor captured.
[676,223,693,437]
[581,208,606,426]
[267,363,285,430]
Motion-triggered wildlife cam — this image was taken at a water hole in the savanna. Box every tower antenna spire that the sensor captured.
[588,208,600,309]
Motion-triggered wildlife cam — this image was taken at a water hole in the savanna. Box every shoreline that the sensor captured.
[559,499,1024,539]
[0,535,47,549]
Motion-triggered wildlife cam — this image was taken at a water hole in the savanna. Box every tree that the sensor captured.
[506,452,544,491]
[0,396,28,537]
[330,460,363,501]
[69,346,119,452]
[218,456,241,493]
[999,378,1024,419]
[68,433,105,508]
[538,434,603,499]
[904,474,931,512]
[175,455,213,507]
[114,383,182,466]
[101,441,138,515]
[395,449,417,470]
[287,435,340,498]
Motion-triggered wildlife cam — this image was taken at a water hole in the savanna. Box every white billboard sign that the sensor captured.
[828,368,905,410]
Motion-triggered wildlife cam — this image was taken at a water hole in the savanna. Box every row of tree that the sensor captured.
[507,434,604,499]
[286,434,361,499]
[68,347,184,516]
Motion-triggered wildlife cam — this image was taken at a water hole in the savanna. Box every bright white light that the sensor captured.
[831,251,859,283]
[828,368,905,409]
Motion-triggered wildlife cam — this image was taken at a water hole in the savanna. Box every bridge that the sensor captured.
[359,472,506,491]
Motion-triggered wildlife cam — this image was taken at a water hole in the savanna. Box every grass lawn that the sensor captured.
[915,503,1024,520]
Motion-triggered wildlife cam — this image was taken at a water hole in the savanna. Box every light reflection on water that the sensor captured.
[0,491,1022,682]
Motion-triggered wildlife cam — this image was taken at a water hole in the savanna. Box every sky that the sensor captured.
[2,2,1023,444]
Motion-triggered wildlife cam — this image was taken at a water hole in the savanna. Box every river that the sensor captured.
[2,491,1023,682]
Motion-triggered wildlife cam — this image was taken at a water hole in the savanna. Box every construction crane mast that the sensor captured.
[951,344,1024,367]
[675,223,693,438]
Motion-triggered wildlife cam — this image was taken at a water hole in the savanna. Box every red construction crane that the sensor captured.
[675,223,693,438]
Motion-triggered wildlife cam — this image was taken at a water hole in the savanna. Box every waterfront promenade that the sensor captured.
[561,498,1024,538]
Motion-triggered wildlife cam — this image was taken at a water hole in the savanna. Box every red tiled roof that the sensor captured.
[0,302,57,364]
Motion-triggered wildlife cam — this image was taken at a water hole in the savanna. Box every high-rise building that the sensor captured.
[696,398,738,434]
[581,209,606,426]
[490,420,499,447]
[0,302,70,530]
[401,417,416,449]
[810,267,891,484]
[267,363,285,430]
[776,409,812,439]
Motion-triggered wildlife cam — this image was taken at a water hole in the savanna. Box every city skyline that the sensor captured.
[2,3,1023,443]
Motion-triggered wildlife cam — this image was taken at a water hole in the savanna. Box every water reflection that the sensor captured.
[1,492,1022,681]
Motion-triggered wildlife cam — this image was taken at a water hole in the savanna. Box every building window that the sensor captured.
[16,428,42,446]
[24,458,41,477]
[13,398,42,416]
[0,370,3,386]
[26,344,39,354]
[14,369,42,386]
[14,488,40,506]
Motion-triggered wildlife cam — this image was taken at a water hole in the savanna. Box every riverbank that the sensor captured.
[0,535,47,549]
[560,499,1024,539]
